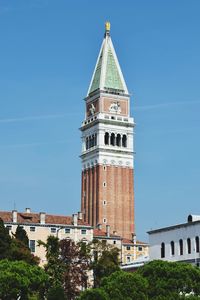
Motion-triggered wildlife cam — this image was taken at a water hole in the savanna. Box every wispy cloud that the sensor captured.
[134,100,200,111]
[0,140,67,149]
[0,113,77,124]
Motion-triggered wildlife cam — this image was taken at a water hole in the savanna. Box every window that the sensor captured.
[6,225,12,231]
[103,200,107,205]
[29,240,35,253]
[113,241,116,245]
[170,241,175,256]
[126,256,131,263]
[161,242,165,258]
[104,132,109,145]
[126,246,131,250]
[179,239,183,255]
[196,236,200,253]
[116,134,121,146]
[103,218,107,224]
[103,166,106,171]
[103,182,106,187]
[187,238,191,254]
[30,226,35,232]
[110,133,115,146]
[86,137,89,150]
[122,135,127,147]
[65,228,71,234]
[51,227,57,233]
[138,246,143,251]
[81,229,87,235]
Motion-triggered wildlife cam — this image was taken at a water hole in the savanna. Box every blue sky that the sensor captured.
[0,0,200,241]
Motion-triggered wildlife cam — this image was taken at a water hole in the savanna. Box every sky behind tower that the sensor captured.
[0,0,200,240]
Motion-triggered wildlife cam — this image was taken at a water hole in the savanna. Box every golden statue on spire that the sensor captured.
[105,21,110,32]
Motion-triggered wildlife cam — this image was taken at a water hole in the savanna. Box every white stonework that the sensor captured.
[81,113,134,169]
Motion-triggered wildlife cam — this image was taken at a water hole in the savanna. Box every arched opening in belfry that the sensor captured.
[89,136,92,148]
[94,134,97,146]
[86,137,89,150]
[110,133,115,146]
[104,132,109,145]
[116,134,121,146]
[91,135,94,147]
[122,135,127,147]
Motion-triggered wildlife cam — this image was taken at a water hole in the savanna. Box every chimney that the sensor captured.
[78,211,83,220]
[72,214,78,226]
[40,212,46,224]
[12,210,17,223]
[25,208,31,213]
[132,233,136,244]
[97,223,102,230]
[106,225,110,237]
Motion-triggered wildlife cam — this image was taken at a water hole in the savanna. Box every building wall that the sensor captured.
[149,223,200,265]
[5,222,93,266]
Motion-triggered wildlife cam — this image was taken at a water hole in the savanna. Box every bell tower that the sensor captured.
[80,22,135,239]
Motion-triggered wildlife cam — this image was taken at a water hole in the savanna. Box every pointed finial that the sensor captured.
[105,21,110,35]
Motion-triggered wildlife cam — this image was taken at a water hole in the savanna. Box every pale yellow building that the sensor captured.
[0,209,149,268]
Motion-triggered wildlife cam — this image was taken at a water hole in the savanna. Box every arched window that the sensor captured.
[161,242,165,258]
[179,239,183,255]
[104,132,109,145]
[94,134,97,146]
[122,135,127,147]
[110,133,115,146]
[187,238,191,254]
[86,137,89,150]
[89,136,92,148]
[170,241,175,256]
[116,134,121,147]
[196,236,199,253]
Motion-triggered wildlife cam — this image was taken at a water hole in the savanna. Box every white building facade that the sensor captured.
[148,215,200,266]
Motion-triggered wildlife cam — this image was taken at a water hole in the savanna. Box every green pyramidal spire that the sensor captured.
[87,22,129,96]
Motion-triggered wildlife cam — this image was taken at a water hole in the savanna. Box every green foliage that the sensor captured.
[0,259,48,300]
[91,240,120,287]
[78,288,109,300]
[38,236,64,287]
[0,218,39,265]
[101,270,148,300]
[139,260,200,299]
[47,284,66,300]
[0,218,12,259]
[15,225,29,248]
[10,238,39,265]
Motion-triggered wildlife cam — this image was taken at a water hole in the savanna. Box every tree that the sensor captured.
[78,288,109,300]
[0,218,12,259]
[60,239,91,299]
[47,284,66,300]
[10,238,39,265]
[90,239,120,287]
[139,260,200,299]
[0,259,48,300]
[101,270,148,300]
[39,237,92,300]
[14,225,29,247]
[38,236,64,287]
